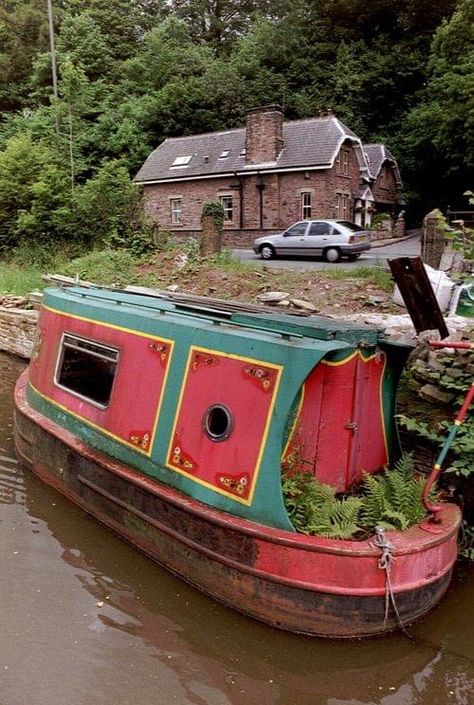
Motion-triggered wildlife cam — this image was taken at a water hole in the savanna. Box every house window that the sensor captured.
[335,194,349,219]
[220,195,233,222]
[56,334,119,408]
[343,150,349,176]
[171,155,192,167]
[219,150,231,159]
[301,192,312,219]
[170,198,182,224]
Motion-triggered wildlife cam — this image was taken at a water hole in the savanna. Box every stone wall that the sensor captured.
[0,306,38,359]
[421,209,448,269]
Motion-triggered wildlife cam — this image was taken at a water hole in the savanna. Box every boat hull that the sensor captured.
[14,372,460,638]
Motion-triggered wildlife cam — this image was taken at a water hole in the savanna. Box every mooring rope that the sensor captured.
[371,526,410,636]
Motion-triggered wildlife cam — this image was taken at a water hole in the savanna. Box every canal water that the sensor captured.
[1,351,473,705]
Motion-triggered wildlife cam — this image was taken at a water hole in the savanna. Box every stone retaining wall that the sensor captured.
[0,307,38,359]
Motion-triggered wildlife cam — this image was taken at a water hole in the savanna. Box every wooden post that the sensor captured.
[388,257,449,338]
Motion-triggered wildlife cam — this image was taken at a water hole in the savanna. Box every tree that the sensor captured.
[396,0,474,213]
[168,0,273,52]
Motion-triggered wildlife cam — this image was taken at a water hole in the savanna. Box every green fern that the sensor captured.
[307,496,363,539]
[360,454,431,531]
[282,454,434,539]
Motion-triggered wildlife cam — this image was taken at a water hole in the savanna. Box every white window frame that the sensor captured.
[220,195,234,222]
[170,198,182,224]
[343,150,349,176]
[335,193,349,219]
[342,194,349,219]
[219,150,231,159]
[171,155,192,168]
[301,192,312,219]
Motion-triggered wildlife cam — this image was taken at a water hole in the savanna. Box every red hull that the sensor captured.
[14,372,460,637]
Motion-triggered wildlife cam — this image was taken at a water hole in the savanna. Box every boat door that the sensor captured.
[285,350,388,492]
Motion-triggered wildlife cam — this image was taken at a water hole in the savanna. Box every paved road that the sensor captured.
[231,234,421,271]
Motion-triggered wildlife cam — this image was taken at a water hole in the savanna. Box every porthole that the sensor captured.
[203,405,233,442]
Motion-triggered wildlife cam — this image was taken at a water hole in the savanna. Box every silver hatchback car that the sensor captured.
[253,220,372,262]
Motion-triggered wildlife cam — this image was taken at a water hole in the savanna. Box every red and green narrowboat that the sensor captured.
[14,286,460,637]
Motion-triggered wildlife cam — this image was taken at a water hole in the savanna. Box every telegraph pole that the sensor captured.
[47,0,60,142]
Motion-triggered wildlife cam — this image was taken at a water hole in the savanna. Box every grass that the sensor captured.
[0,262,45,295]
[325,265,393,290]
[0,245,396,315]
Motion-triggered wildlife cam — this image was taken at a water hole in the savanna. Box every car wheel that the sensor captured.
[347,253,361,261]
[324,247,341,263]
[260,244,275,260]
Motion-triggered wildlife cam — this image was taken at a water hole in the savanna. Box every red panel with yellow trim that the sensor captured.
[29,307,173,456]
[166,346,282,505]
[283,349,388,491]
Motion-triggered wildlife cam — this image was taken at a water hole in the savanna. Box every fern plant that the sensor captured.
[307,496,363,539]
[282,455,433,539]
[360,455,428,531]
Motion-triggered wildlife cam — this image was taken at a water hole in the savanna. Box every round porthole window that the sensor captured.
[203,404,233,442]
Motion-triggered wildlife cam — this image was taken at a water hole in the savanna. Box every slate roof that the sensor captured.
[134,115,366,184]
[363,144,402,186]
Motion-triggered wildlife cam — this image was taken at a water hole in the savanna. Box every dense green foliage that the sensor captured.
[0,0,471,255]
[282,455,431,539]
[398,351,474,478]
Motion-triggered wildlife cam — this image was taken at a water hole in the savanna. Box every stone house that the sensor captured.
[134,106,404,245]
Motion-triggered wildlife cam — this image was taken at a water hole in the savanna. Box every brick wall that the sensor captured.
[372,163,399,206]
[245,106,284,164]
[142,141,364,247]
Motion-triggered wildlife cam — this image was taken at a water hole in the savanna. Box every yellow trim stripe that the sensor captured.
[165,345,283,506]
[281,349,389,469]
[37,305,175,456]
[281,386,305,460]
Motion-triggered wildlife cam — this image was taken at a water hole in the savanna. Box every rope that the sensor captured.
[371,526,411,636]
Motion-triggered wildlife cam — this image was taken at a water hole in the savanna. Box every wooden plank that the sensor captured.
[388,257,449,338]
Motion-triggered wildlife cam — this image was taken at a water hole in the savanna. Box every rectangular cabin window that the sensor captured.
[56,334,119,408]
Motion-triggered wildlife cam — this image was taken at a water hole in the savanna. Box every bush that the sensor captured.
[60,249,138,286]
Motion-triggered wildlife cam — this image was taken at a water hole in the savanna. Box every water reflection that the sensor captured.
[1,352,473,705]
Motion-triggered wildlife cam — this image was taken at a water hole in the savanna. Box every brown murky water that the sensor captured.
[1,351,473,705]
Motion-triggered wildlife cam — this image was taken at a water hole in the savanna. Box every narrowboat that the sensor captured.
[14,286,461,637]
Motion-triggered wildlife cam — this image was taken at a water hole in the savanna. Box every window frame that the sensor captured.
[170,198,183,224]
[342,150,350,176]
[335,194,349,220]
[54,333,119,409]
[171,155,192,168]
[301,192,312,220]
[219,195,234,222]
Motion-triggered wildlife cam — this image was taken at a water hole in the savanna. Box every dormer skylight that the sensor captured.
[219,150,231,159]
[171,155,193,168]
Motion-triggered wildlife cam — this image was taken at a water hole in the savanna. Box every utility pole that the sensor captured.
[47,0,60,143]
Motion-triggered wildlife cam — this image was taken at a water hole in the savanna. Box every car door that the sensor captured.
[279,221,310,256]
[303,221,332,256]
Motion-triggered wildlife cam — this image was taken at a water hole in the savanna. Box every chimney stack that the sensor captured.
[245,105,284,165]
